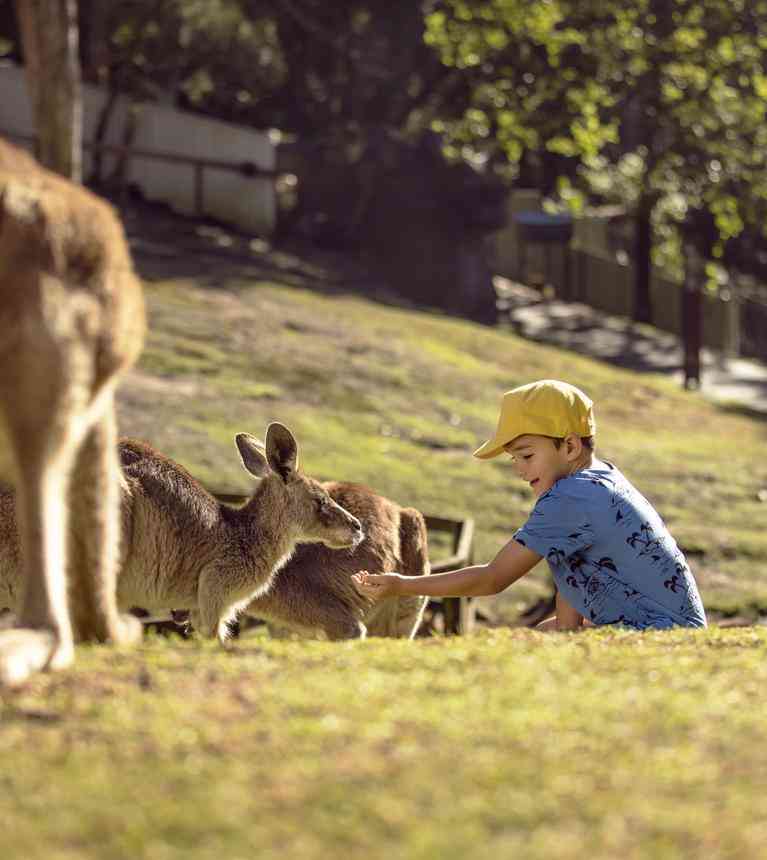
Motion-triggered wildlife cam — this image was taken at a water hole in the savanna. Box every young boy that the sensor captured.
[353,379,707,631]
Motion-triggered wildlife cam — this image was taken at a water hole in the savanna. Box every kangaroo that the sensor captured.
[0,138,145,686]
[0,424,364,643]
[116,425,364,641]
[243,482,430,640]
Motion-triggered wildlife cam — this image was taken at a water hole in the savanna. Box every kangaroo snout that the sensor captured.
[325,509,365,550]
[350,516,365,547]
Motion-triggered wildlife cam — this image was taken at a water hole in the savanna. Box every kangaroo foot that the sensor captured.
[114,612,143,646]
[189,609,220,641]
[0,628,75,687]
[326,620,368,641]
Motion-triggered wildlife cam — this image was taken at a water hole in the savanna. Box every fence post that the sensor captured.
[194,162,204,217]
[723,276,746,361]
[682,240,704,389]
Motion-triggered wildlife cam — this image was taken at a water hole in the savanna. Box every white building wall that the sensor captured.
[0,62,276,235]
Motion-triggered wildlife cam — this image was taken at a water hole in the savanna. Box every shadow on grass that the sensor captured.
[503,312,687,376]
[498,283,767,419]
[0,704,62,723]
[118,194,767,420]
[713,400,767,423]
[117,195,422,311]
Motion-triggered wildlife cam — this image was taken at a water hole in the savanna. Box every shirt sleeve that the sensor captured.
[513,486,595,563]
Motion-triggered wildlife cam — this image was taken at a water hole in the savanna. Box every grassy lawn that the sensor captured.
[2,626,767,860]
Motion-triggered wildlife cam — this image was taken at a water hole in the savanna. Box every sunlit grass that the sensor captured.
[2,627,767,860]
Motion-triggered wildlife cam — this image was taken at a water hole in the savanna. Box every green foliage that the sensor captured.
[425,0,767,268]
[83,0,284,120]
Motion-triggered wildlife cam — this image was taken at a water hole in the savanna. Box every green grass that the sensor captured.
[117,276,767,620]
[2,627,767,860]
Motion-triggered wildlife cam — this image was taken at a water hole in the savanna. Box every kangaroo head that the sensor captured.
[235,423,364,550]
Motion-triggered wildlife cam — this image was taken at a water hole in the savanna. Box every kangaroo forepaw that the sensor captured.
[0,628,74,688]
[190,606,231,643]
[326,620,367,641]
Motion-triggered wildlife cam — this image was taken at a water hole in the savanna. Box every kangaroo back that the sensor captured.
[399,507,430,579]
[119,437,220,533]
[364,506,430,638]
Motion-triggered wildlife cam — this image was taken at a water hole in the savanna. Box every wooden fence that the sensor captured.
[1,129,281,228]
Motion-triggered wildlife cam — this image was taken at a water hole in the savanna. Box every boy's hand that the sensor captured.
[352,570,401,600]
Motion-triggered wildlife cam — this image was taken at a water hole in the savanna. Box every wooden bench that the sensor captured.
[423,514,475,635]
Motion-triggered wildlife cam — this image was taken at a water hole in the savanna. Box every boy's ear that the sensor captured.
[564,433,582,459]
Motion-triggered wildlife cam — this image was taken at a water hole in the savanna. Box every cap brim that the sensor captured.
[472,438,506,460]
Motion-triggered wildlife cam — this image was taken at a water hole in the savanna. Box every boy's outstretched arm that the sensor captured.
[352,539,541,600]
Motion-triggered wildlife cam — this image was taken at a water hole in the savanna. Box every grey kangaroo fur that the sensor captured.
[0,137,145,686]
[0,424,364,643]
[244,481,430,640]
[120,425,364,640]
[114,443,429,640]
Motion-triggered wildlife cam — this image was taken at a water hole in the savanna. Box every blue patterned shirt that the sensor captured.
[514,461,707,629]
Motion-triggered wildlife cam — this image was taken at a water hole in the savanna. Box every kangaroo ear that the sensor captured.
[235,433,270,478]
[265,422,298,481]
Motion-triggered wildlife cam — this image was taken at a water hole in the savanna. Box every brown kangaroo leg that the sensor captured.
[0,373,80,685]
[67,393,141,646]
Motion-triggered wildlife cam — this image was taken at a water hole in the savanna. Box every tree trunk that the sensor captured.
[633,206,653,324]
[682,241,704,389]
[14,0,82,181]
[88,86,119,185]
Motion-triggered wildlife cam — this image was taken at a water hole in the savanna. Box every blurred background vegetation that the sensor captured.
[5,0,767,312]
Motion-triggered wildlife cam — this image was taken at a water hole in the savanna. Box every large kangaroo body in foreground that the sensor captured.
[0,138,145,686]
[0,424,364,643]
[244,481,430,639]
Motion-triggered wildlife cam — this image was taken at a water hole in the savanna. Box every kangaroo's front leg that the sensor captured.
[193,568,233,644]
[194,567,263,645]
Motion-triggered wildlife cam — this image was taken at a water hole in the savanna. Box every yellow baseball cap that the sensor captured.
[473,379,596,460]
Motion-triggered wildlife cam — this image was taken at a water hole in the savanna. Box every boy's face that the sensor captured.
[503,434,572,499]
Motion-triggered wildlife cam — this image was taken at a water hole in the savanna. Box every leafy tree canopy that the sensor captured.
[426,0,767,274]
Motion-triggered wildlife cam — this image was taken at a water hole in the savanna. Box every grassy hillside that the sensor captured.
[117,268,767,620]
